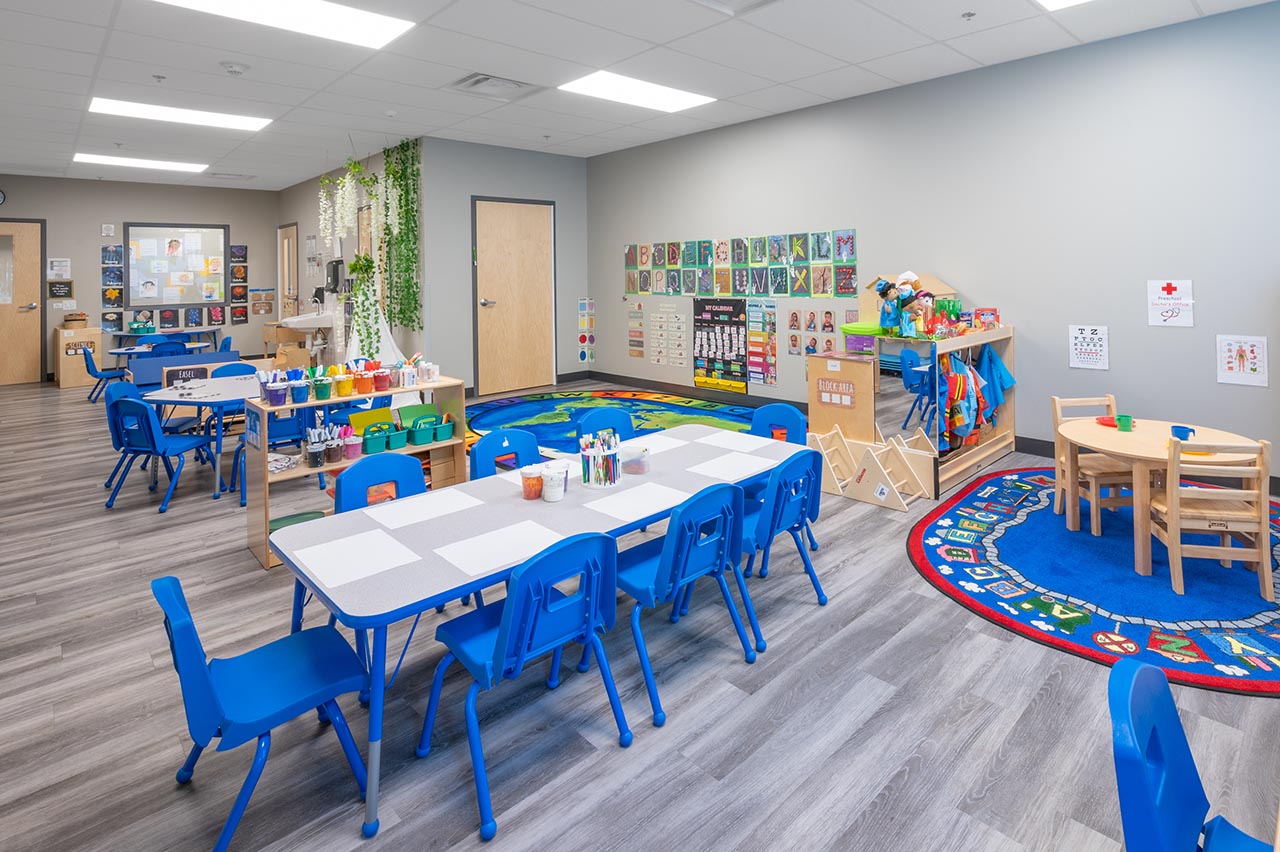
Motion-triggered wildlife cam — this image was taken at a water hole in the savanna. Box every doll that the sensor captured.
[876,278,901,333]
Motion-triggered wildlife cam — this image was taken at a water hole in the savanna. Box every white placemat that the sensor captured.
[584,482,691,523]
[687,452,776,482]
[434,520,562,577]
[364,489,483,530]
[695,431,777,452]
[295,529,418,588]
[621,433,688,455]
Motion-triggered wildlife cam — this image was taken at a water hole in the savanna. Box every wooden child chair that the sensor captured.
[1051,395,1135,536]
[1151,439,1272,601]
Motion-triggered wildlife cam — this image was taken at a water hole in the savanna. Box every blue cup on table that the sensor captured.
[1171,425,1196,441]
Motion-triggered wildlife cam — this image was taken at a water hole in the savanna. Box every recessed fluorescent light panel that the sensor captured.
[559,71,715,113]
[73,153,208,173]
[149,0,415,49]
[89,97,271,131]
[1035,0,1097,10]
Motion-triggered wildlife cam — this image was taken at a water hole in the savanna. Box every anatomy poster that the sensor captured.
[1068,325,1109,370]
[1216,335,1268,387]
[1147,279,1194,327]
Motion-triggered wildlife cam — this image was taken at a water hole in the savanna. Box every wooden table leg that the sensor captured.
[1132,460,1152,576]
[1064,441,1081,532]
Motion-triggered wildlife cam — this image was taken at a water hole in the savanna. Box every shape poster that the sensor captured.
[1068,324,1109,370]
[1147,279,1193,327]
[693,298,747,394]
[1216,335,1267,387]
[746,298,777,386]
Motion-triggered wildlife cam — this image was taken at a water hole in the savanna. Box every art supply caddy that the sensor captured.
[512,430,654,505]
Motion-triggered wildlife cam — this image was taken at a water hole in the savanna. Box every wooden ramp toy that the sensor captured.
[808,425,935,512]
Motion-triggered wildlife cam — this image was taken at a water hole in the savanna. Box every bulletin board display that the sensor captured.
[124,222,228,307]
[693,298,748,394]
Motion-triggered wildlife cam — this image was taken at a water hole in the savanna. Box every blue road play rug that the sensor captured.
[465,390,754,455]
[908,468,1280,696]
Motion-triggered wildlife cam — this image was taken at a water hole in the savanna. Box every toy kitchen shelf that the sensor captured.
[243,376,468,569]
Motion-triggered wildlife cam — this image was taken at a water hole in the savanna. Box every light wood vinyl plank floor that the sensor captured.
[2,380,1279,852]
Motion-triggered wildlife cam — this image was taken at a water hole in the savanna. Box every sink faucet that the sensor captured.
[311,296,322,314]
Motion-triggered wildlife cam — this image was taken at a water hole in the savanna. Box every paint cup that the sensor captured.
[542,467,566,502]
[258,379,269,401]
[373,369,391,392]
[520,464,544,500]
[1116,414,1134,432]
[324,440,343,464]
[1171,425,1196,441]
[399,366,417,387]
[266,382,288,407]
[366,360,381,372]
[344,435,362,459]
[313,377,332,400]
[354,372,374,394]
[335,375,354,396]
[289,381,309,404]
[305,443,325,468]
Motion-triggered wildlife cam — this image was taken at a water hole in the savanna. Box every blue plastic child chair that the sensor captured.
[469,428,541,479]
[136,333,167,346]
[219,336,233,352]
[104,382,203,491]
[898,349,935,431]
[334,453,425,512]
[741,448,827,606]
[1108,659,1269,852]
[616,483,762,727]
[150,576,368,852]
[107,398,215,512]
[82,347,126,403]
[325,396,392,428]
[576,406,636,442]
[747,403,820,552]
[211,362,256,378]
[149,340,188,358]
[415,533,632,841]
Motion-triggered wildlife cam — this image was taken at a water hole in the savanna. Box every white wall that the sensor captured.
[586,4,1280,448]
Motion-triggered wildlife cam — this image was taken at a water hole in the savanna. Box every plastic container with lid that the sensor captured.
[520,465,544,500]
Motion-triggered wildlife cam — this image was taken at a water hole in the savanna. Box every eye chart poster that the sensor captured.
[1069,325,1109,370]
[1216,335,1268,387]
[693,298,747,393]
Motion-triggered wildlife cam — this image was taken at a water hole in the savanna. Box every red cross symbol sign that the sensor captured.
[1161,282,1178,296]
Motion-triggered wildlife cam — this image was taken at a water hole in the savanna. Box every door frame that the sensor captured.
[277,221,299,318]
[470,196,557,397]
[0,217,48,380]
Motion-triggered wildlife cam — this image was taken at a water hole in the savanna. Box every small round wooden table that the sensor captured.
[1056,418,1255,576]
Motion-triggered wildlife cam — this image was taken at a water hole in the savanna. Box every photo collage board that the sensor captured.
[124,223,227,310]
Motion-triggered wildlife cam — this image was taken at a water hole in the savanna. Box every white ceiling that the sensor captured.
[0,0,1271,190]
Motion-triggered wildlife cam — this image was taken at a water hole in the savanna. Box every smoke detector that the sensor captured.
[220,62,250,77]
[445,73,540,103]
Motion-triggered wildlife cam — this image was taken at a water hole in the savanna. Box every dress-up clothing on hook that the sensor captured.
[975,343,1015,424]
[936,352,991,452]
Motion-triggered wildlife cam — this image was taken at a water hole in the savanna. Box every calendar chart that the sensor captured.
[693,298,748,394]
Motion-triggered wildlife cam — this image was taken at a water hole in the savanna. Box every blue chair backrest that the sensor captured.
[151,577,223,748]
[114,398,164,454]
[577,407,635,442]
[219,336,232,352]
[748,403,806,445]
[167,332,192,343]
[656,484,744,604]
[127,351,241,388]
[104,382,143,451]
[754,449,823,543]
[900,348,923,392]
[1108,659,1210,852]
[334,454,427,513]
[211,362,256,378]
[151,341,187,358]
[137,333,167,346]
[470,428,540,479]
[82,347,102,377]
[489,533,617,689]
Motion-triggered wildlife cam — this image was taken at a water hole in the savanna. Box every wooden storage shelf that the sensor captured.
[244,374,468,569]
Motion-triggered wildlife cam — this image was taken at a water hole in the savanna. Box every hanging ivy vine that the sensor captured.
[348,253,379,359]
[381,138,422,331]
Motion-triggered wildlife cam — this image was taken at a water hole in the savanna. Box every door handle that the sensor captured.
[19,302,38,311]
[479,298,498,307]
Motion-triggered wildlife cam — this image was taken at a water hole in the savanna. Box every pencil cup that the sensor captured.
[313,377,332,400]
[344,435,362,459]
[335,375,354,396]
[324,441,343,464]
[305,443,325,468]
[581,448,620,489]
[266,382,287,407]
[354,372,374,394]
[289,381,309,404]
[373,369,391,391]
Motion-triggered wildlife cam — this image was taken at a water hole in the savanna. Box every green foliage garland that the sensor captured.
[347,253,380,358]
[382,138,422,331]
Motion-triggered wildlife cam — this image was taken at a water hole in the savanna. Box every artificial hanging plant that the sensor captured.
[347,253,381,359]
[381,138,422,331]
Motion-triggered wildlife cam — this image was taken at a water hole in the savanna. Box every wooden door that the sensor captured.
[474,199,554,395]
[0,220,43,385]
[278,223,298,318]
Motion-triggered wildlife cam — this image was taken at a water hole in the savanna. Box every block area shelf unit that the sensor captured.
[244,376,468,569]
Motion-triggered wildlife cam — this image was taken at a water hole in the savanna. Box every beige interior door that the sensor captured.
[0,221,43,385]
[278,223,298,318]
[474,200,554,395]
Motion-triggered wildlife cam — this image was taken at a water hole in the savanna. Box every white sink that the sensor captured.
[279,312,334,330]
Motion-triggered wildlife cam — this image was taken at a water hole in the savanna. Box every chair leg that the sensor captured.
[1169,537,1185,596]
[105,454,139,508]
[415,651,455,758]
[714,572,757,664]
[104,452,128,489]
[730,562,766,652]
[576,642,592,673]
[791,529,828,605]
[758,539,773,578]
[804,520,819,551]
[547,645,564,689]
[238,449,247,508]
[213,733,270,852]
[159,454,184,513]
[742,551,755,579]
[676,582,694,618]
[324,699,367,799]
[175,742,203,783]
[588,634,633,748]
[1088,483,1102,537]
[1219,533,1233,568]
[1053,481,1064,515]
[463,681,498,842]
[88,378,105,403]
[628,602,665,727]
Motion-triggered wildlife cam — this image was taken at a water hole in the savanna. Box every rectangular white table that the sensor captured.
[144,375,260,498]
[269,423,809,839]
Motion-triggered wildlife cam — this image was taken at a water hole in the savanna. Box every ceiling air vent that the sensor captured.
[445,73,540,103]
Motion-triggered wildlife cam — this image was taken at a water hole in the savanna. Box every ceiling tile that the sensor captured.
[102,30,348,91]
[589,125,676,144]
[862,0,1043,41]
[324,75,503,116]
[0,99,83,125]
[0,0,113,25]
[0,84,85,109]
[0,9,106,53]
[0,38,99,76]
[429,0,652,68]
[386,25,593,87]
[676,98,769,127]
[947,15,1078,66]
[541,136,633,157]
[1051,0,1200,43]
[517,88,664,124]
[630,112,718,135]
[789,64,895,100]
[858,43,981,85]
[0,65,92,96]
[474,103,621,135]
[743,0,932,64]
[668,20,844,83]
[519,0,726,42]
[428,126,551,152]
[607,46,773,99]
[293,94,471,129]
[438,115,585,147]
[1196,0,1274,12]
[93,59,313,111]
[349,53,469,90]
[729,84,829,112]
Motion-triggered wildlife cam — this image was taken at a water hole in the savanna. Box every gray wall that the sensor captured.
[0,174,281,365]
[586,4,1280,448]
